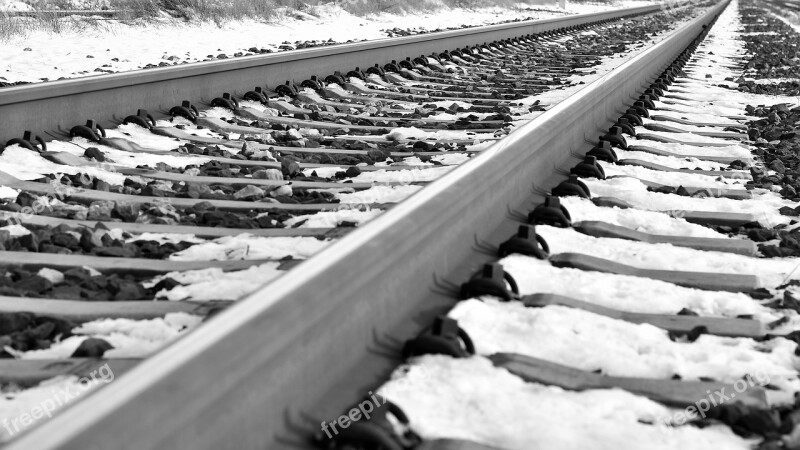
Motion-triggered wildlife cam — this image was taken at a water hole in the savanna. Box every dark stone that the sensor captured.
[71,338,114,357]
[769,160,786,174]
[51,232,80,249]
[63,267,95,283]
[109,278,147,300]
[84,147,106,162]
[13,275,52,294]
[48,284,87,300]
[113,201,140,222]
[15,191,39,208]
[94,180,111,192]
[16,233,39,251]
[0,312,35,335]
[150,278,181,293]
[186,183,212,199]
[780,205,800,216]
[748,229,778,242]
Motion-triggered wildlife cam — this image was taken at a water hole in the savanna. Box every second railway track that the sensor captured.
[3,0,799,448]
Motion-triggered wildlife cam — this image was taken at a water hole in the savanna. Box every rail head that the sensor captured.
[3,1,729,449]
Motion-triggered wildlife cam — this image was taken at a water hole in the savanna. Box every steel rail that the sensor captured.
[5,2,729,449]
[0,5,664,145]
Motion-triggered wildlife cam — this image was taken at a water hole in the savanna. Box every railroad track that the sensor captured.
[3,0,797,448]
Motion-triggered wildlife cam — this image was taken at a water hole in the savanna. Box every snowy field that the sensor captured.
[0,0,650,84]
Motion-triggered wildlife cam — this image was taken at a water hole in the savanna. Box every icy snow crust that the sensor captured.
[538,225,800,288]
[168,235,331,261]
[378,356,753,450]
[603,164,746,189]
[561,196,730,238]
[335,185,423,204]
[628,135,754,159]
[17,313,202,359]
[584,176,795,227]
[0,375,109,442]
[282,208,383,228]
[649,109,742,125]
[500,253,772,318]
[449,300,800,404]
[0,145,128,184]
[147,262,284,301]
[614,148,732,170]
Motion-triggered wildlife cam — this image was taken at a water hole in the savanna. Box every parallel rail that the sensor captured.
[0,5,664,145]
[3,2,730,449]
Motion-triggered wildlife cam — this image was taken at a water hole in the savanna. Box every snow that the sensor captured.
[103,123,186,151]
[583,176,795,228]
[0,223,30,237]
[0,186,19,199]
[627,136,753,160]
[385,127,498,142]
[603,165,745,190]
[168,235,331,261]
[560,196,730,238]
[147,262,284,301]
[348,166,454,183]
[18,313,202,359]
[431,153,471,165]
[641,117,742,134]
[634,127,737,146]
[654,100,749,118]
[0,3,587,84]
[125,233,205,245]
[0,374,112,442]
[44,137,208,170]
[537,225,800,289]
[378,356,753,450]
[499,254,774,319]
[649,109,742,126]
[336,185,422,204]
[613,149,734,171]
[281,208,382,228]
[448,300,800,404]
[0,145,126,184]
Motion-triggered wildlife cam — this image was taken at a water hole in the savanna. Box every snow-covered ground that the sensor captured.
[12,313,202,359]
[378,356,757,450]
[0,0,650,84]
